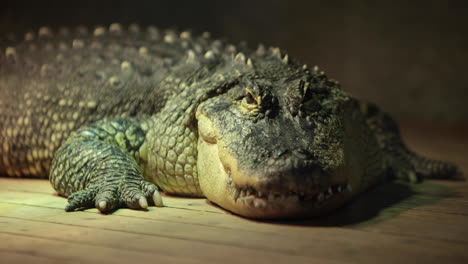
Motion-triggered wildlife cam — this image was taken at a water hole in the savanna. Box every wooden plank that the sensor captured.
[0,178,54,194]
[2,179,467,228]
[1,203,468,263]
[1,180,468,238]
[0,185,466,232]
[349,180,468,217]
[2,175,467,216]
[2,176,467,216]
[0,216,338,264]
[0,232,204,264]
[0,249,69,264]
[357,209,468,243]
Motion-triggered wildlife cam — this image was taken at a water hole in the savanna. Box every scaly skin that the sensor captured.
[0,24,461,219]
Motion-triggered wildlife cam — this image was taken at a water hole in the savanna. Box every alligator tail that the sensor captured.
[400,148,463,180]
[359,101,464,182]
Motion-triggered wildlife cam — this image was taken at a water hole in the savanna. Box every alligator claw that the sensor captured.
[64,180,163,213]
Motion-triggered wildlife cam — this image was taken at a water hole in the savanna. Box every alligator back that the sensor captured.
[0,25,197,177]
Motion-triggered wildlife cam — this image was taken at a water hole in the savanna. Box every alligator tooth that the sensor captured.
[347,184,353,192]
[337,186,342,192]
[245,189,251,196]
[233,189,240,201]
[253,200,260,208]
[327,188,333,195]
[254,199,266,208]
[240,189,246,197]
[258,191,263,197]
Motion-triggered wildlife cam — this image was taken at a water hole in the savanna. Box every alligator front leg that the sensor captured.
[49,118,163,213]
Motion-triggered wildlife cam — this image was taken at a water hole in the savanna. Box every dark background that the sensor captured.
[1,0,467,122]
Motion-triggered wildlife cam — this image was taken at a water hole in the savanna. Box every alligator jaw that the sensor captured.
[197,131,354,219]
[223,164,353,218]
[227,176,353,211]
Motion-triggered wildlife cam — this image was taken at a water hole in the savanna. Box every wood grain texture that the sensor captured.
[0,123,467,264]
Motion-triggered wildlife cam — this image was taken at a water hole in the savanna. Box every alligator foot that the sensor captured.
[65,181,163,213]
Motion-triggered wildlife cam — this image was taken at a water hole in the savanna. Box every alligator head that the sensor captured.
[195,49,359,219]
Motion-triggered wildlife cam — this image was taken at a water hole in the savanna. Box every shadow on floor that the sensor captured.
[271,180,458,227]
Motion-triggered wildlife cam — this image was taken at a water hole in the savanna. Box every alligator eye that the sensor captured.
[242,89,261,106]
[244,92,257,105]
[240,90,262,115]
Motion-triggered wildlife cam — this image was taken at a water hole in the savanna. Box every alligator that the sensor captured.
[0,23,461,219]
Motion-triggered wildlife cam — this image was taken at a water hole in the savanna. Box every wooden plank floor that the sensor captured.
[1,122,467,264]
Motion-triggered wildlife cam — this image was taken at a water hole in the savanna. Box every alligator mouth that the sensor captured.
[224,167,353,210]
